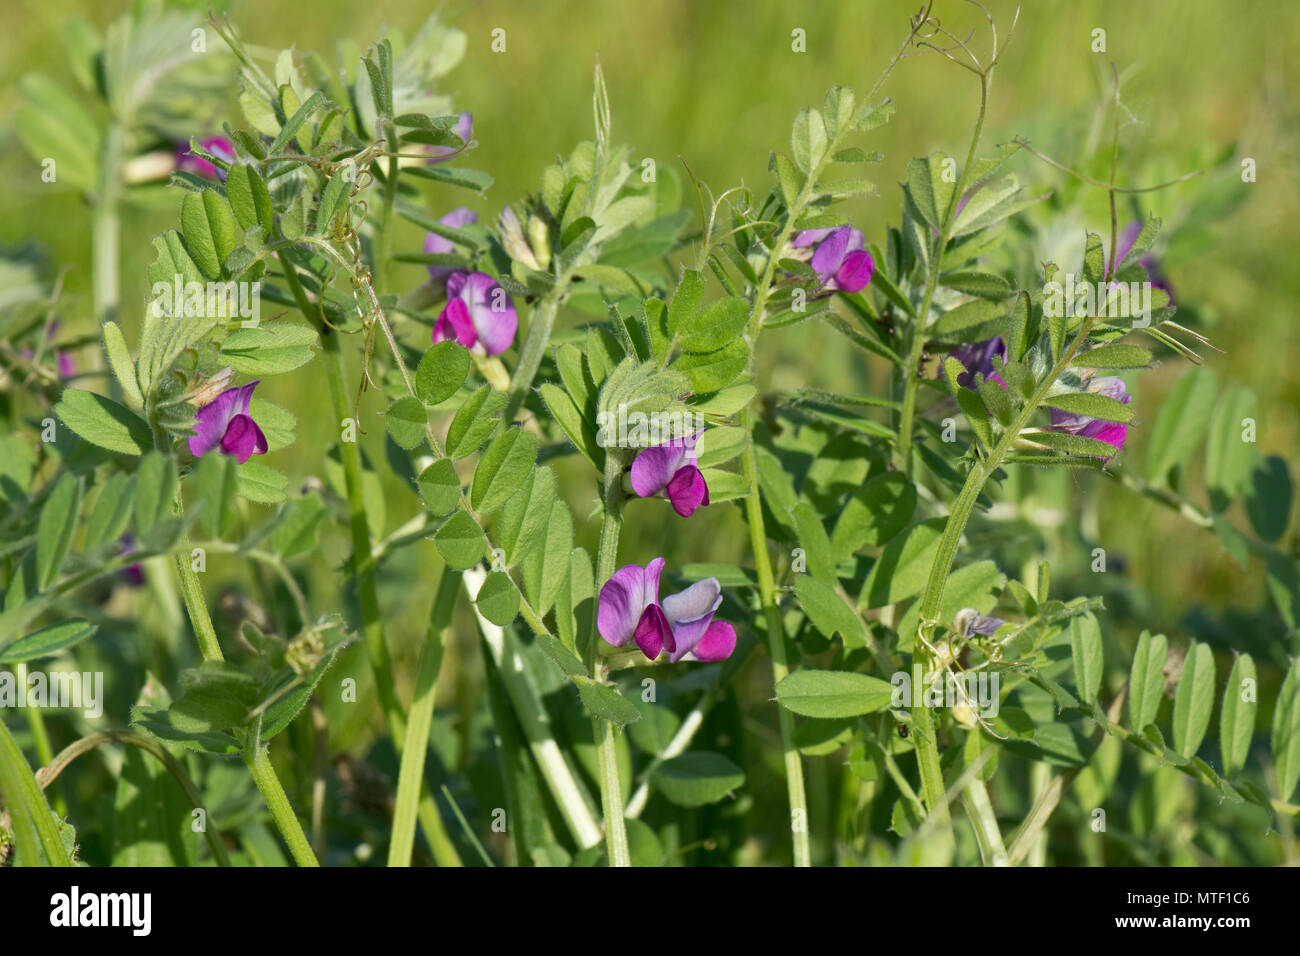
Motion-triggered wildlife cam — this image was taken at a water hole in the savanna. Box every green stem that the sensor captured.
[389,567,461,867]
[278,252,462,866]
[909,314,1104,819]
[504,291,562,423]
[244,743,318,867]
[92,121,123,330]
[733,141,838,866]
[173,548,224,663]
[895,72,991,476]
[737,425,811,865]
[591,457,630,867]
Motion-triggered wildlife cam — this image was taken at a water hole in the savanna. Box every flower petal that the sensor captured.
[221,414,267,464]
[634,604,672,660]
[686,621,737,662]
[809,226,851,280]
[665,465,709,516]
[630,442,690,497]
[662,577,722,625]
[597,558,665,647]
[424,207,478,274]
[663,577,723,662]
[189,383,252,457]
[834,249,874,293]
[459,272,517,356]
[433,297,479,349]
[793,227,834,249]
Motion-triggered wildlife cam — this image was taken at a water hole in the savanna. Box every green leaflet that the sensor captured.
[775,670,895,718]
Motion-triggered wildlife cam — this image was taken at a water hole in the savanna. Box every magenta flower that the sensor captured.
[424,207,477,285]
[597,558,671,659]
[597,561,737,662]
[427,111,472,164]
[188,380,268,464]
[177,136,235,181]
[792,225,874,293]
[1048,375,1131,458]
[949,336,1008,390]
[630,433,709,517]
[432,271,517,356]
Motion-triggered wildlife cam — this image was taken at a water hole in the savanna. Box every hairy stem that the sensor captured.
[505,293,561,423]
[244,743,318,867]
[591,457,630,866]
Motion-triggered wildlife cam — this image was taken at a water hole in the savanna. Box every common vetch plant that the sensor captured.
[1,1,1297,869]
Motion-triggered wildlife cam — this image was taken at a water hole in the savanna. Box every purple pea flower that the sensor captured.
[117,535,145,588]
[177,136,235,181]
[597,560,737,662]
[949,336,1008,390]
[427,111,473,164]
[954,607,1003,639]
[792,225,874,293]
[1048,375,1131,458]
[424,207,478,285]
[630,433,709,517]
[188,380,268,464]
[432,271,518,356]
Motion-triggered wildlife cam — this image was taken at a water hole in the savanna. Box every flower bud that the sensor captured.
[526,215,552,271]
[499,207,541,271]
[187,367,234,408]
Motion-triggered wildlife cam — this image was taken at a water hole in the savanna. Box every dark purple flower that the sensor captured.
[949,336,1007,390]
[427,112,472,164]
[629,433,709,517]
[177,136,235,181]
[117,535,145,588]
[424,207,477,285]
[1048,375,1130,458]
[792,225,874,293]
[188,380,268,464]
[432,271,517,356]
[597,561,737,662]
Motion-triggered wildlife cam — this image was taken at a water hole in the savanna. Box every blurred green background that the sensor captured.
[2,0,1298,863]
